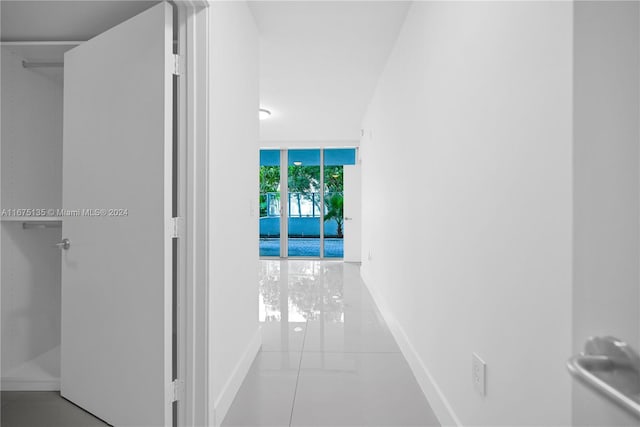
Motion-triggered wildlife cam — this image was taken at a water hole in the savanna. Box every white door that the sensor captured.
[60,3,174,426]
[571,2,640,425]
[343,164,361,262]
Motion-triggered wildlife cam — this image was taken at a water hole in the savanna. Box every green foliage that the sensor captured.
[260,164,346,226]
[288,165,320,216]
[260,166,280,193]
[324,166,343,192]
[288,166,320,192]
[260,166,280,217]
[323,165,344,237]
[324,192,344,237]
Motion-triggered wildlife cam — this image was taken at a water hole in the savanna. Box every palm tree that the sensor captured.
[324,192,344,238]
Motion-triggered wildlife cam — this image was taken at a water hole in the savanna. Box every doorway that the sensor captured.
[0,1,206,426]
[259,148,357,259]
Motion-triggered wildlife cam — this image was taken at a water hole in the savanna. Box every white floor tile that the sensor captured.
[225,260,440,427]
[222,351,302,426]
[291,352,439,426]
[260,321,308,352]
[303,315,400,353]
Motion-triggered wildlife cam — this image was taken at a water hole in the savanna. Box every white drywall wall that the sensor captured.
[360,2,573,425]
[207,2,260,424]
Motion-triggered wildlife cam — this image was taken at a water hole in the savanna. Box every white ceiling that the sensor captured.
[250,1,410,143]
[1,1,409,142]
[0,1,160,42]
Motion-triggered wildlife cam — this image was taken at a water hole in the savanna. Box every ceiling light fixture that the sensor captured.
[259,108,271,120]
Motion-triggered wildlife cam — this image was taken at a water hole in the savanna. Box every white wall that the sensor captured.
[1,47,62,379]
[207,2,260,425]
[573,2,640,425]
[360,2,573,425]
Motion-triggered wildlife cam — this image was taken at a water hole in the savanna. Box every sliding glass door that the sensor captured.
[260,148,356,258]
[259,150,281,257]
[323,149,356,258]
[287,150,321,257]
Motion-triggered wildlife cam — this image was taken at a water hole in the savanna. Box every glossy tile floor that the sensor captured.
[223,260,440,427]
[1,391,110,427]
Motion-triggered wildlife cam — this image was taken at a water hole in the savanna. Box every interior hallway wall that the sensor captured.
[207,2,260,424]
[359,2,573,425]
[573,2,640,425]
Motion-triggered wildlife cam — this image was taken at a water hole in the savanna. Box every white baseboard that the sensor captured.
[212,329,262,427]
[1,377,60,391]
[362,274,463,427]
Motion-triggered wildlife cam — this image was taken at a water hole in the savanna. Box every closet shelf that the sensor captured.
[1,217,62,222]
[2,217,62,229]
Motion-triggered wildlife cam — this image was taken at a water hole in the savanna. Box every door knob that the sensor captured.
[55,238,71,250]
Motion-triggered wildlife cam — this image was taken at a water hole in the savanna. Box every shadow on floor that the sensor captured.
[1,391,110,427]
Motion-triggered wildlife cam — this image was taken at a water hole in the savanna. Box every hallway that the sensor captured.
[222,260,439,426]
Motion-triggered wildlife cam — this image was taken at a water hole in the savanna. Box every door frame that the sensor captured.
[55,3,358,423]
[0,1,212,425]
[343,164,362,263]
[280,149,288,257]
[174,1,210,426]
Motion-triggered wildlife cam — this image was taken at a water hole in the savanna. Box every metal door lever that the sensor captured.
[568,336,640,418]
[55,238,71,250]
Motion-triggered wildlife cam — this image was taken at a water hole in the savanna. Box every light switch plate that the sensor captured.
[472,353,486,397]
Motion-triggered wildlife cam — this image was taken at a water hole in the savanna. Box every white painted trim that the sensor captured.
[319,148,325,258]
[177,1,211,426]
[261,140,360,149]
[212,331,262,427]
[0,41,83,46]
[1,378,60,391]
[280,149,289,258]
[361,273,463,427]
[175,3,189,427]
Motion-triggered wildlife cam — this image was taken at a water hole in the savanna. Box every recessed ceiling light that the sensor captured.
[293,161,302,166]
[259,108,271,120]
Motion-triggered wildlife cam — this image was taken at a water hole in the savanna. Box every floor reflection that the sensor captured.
[258,260,399,353]
[259,260,346,324]
[222,260,439,426]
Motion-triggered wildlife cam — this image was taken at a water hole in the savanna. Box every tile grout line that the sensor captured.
[288,318,309,427]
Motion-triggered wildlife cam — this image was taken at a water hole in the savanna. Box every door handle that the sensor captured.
[55,238,71,250]
[567,336,640,418]
[345,217,353,221]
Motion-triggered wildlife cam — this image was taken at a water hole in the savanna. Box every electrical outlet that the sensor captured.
[472,353,486,397]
